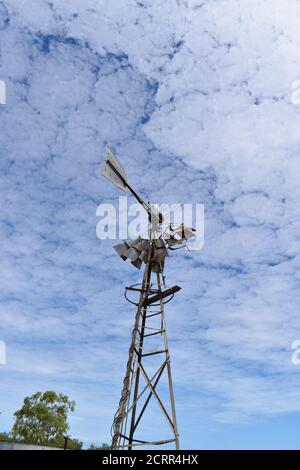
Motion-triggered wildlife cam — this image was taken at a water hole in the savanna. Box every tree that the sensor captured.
[12,391,82,449]
[89,442,98,450]
[99,443,110,449]
[65,437,83,450]
[0,432,11,441]
[52,435,83,450]
[89,442,110,450]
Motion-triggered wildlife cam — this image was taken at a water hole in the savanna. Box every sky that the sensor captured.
[1,0,300,450]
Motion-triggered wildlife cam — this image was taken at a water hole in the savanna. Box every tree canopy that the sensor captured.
[89,442,110,450]
[11,390,82,449]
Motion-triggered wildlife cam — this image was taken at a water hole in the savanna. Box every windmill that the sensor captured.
[102,145,196,450]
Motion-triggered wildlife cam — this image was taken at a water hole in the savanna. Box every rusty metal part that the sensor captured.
[142,285,181,307]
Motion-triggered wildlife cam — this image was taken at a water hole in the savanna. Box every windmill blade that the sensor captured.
[102,145,164,224]
[102,145,128,192]
[113,237,167,272]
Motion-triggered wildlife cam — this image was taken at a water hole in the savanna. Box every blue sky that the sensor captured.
[1,0,300,449]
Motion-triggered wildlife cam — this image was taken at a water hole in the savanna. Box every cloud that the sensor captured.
[1,0,300,448]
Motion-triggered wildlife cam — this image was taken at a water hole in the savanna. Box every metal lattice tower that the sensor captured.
[101,145,196,450]
[111,238,180,449]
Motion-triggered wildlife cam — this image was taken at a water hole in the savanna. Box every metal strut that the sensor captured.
[111,240,180,450]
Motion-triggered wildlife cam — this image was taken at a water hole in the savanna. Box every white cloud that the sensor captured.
[1,0,300,448]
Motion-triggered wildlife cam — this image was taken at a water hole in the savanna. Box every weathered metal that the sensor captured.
[113,237,168,273]
[142,285,181,307]
[110,239,180,450]
[101,145,196,450]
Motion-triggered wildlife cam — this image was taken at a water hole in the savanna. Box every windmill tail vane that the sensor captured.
[101,145,196,450]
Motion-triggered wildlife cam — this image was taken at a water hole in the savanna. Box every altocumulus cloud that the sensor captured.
[0,0,300,448]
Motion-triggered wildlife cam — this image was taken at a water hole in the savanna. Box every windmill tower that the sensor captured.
[102,146,196,450]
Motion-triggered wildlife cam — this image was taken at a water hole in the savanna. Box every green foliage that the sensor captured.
[89,442,110,450]
[100,443,110,449]
[11,390,81,448]
[89,442,98,450]
[65,437,83,450]
[0,432,11,441]
[53,435,83,450]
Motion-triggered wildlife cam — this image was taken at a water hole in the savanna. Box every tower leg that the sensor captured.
[156,271,180,450]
